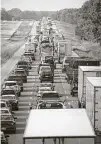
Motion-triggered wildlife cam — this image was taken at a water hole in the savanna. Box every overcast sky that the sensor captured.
[1,0,87,11]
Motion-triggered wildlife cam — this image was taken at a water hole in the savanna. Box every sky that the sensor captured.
[1,0,88,11]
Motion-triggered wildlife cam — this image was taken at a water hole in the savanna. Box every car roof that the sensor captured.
[42,91,58,94]
[2,88,15,90]
[2,94,16,97]
[4,81,17,83]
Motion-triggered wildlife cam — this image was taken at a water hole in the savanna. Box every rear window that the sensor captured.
[5,82,16,86]
[40,66,51,71]
[2,90,15,95]
[38,103,63,109]
[18,61,27,65]
[42,93,59,99]
[2,96,15,100]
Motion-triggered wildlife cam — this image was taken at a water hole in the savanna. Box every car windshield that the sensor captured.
[1,103,6,108]
[1,114,13,121]
[2,96,15,100]
[1,110,9,114]
[42,93,59,100]
[2,90,15,95]
[40,83,51,87]
[5,82,16,86]
[41,67,51,71]
[38,103,63,109]
[18,62,27,65]
[15,71,24,74]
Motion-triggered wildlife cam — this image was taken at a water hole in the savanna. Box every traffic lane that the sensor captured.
[1,21,37,85]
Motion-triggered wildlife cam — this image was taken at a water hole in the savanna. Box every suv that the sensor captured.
[2,81,21,97]
[39,66,54,83]
[1,113,17,133]
[1,88,19,97]
[2,95,19,110]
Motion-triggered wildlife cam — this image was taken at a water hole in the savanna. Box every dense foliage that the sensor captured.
[54,0,101,44]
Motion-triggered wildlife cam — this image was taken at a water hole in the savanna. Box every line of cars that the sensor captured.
[30,19,67,110]
[1,38,37,137]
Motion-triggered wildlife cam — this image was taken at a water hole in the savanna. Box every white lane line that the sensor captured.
[57,67,67,95]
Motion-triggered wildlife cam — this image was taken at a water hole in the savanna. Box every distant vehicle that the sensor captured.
[0,101,12,112]
[37,101,66,109]
[45,55,56,69]
[37,87,52,97]
[1,88,18,97]
[39,83,55,91]
[7,75,23,91]
[17,60,31,70]
[2,81,21,97]
[1,113,17,133]
[1,131,9,144]
[2,95,19,110]
[39,66,54,83]
[1,108,12,115]
[37,91,62,102]
[24,52,35,61]
[38,62,54,75]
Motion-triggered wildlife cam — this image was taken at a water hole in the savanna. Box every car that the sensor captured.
[45,55,56,69]
[12,68,27,83]
[1,113,17,133]
[1,131,9,144]
[24,52,35,60]
[38,61,54,75]
[2,95,19,110]
[17,60,31,70]
[13,67,28,76]
[37,101,66,109]
[39,83,55,91]
[39,66,54,83]
[2,81,21,97]
[37,91,62,102]
[1,88,18,97]
[7,75,23,91]
[37,87,52,97]
[21,55,32,64]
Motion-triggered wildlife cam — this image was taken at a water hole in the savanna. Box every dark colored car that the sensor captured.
[39,66,54,83]
[17,60,31,70]
[24,52,35,61]
[1,113,17,133]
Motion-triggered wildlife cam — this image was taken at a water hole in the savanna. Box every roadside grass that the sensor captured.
[1,21,33,66]
[56,21,101,59]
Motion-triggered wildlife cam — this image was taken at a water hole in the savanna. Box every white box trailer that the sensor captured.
[78,66,101,107]
[58,41,72,63]
[86,77,101,135]
[23,109,95,144]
